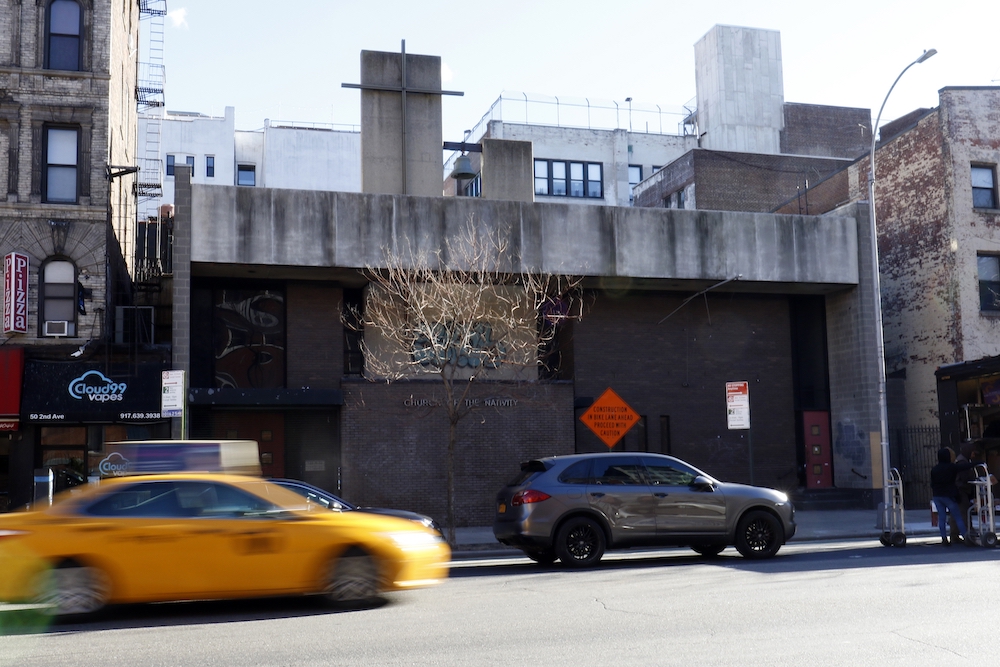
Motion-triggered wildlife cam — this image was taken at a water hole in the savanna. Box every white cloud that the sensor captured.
[167,8,189,29]
[441,62,454,84]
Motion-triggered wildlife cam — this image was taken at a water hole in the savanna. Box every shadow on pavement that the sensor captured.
[1,595,387,636]
[447,538,1000,579]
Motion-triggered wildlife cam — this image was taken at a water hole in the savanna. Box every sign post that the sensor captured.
[726,381,753,485]
[580,387,641,449]
[161,370,187,439]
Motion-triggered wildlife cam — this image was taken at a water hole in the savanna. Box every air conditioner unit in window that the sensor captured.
[44,320,69,337]
[115,306,154,344]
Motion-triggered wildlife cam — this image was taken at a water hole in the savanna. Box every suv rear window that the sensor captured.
[506,460,549,486]
[558,459,592,484]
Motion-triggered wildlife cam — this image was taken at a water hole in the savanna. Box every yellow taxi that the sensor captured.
[0,473,449,616]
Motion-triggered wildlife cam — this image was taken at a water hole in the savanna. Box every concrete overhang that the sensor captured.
[189,185,859,292]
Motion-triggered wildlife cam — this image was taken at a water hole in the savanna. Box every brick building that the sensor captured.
[0,0,170,510]
[775,87,1000,446]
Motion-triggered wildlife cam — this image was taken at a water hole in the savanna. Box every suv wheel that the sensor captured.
[734,510,783,559]
[554,517,606,567]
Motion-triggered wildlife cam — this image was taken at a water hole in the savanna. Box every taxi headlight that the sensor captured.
[381,530,443,551]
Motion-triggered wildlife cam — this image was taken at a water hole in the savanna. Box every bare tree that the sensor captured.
[348,218,582,544]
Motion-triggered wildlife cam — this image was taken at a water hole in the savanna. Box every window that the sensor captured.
[978,255,1000,312]
[676,189,686,209]
[628,165,643,204]
[558,460,592,485]
[46,0,82,71]
[185,155,194,177]
[642,456,698,486]
[463,173,481,197]
[166,154,175,176]
[628,165,643,187]
[237,165,256,187]
[41,259,77,336]
[591,456,645,485]
[206,155,215,178]
[972,166,997,209]
[44,127,78,203]
[533,159,603,199]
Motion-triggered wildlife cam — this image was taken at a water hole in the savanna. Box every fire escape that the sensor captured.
[134,0,168,288]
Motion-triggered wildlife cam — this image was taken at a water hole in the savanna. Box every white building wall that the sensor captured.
[258,124,361,192]
[147,108,361,204]
[141,106,236,204]
[488,121,695,206]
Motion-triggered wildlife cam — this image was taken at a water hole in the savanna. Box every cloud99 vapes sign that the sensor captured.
[22,361,167,423]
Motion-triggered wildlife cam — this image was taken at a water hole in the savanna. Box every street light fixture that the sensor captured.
[868,48,936,542]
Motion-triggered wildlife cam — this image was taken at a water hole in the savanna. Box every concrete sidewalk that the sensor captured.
[451,508,941,557]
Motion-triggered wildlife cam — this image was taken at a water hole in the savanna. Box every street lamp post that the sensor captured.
[868,49,936,540]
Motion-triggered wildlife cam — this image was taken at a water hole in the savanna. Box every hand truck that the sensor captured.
[879,468,906,547]
[966,463,997,548]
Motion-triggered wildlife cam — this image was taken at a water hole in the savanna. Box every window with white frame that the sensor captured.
[166,154,175,176]
[185,155,194,177]
[972,165,998,209]
[628,165,642,204]
[534,159,603,199]
[44,127,79,204]
[41,259,77,336]
[978,255,1000,312]
[237,165,256,187]
[46,0,82,71]
[206,156,215,178]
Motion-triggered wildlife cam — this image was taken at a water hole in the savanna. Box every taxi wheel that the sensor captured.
[35,559,110,617]
[325,547,381,605]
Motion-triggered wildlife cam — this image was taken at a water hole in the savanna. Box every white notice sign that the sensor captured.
[726,381,750,430]
[161,370,185,418]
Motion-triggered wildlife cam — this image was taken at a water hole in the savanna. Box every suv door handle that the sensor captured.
[654,492,669,497]
[590,492,605,498]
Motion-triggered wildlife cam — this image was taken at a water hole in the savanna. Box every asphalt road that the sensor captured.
[3,537,999,667]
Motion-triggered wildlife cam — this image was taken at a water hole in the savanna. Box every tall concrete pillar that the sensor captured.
[695,25,784,154]
[360,49,443,197]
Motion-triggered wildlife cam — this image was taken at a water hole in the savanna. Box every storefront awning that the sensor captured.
[0,347,24,431]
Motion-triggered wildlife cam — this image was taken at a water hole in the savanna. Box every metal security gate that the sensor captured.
[892,426,942,509]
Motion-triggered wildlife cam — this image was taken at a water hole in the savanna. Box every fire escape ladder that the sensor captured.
[134,1,168,287]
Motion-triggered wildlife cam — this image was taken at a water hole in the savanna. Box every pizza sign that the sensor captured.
[3,252,29,334]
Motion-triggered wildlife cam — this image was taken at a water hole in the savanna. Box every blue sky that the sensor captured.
[159,0,999,142]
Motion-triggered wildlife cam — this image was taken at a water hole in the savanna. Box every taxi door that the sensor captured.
[586,455,658,541]
[172,481,311,596]
[79,480,218,600]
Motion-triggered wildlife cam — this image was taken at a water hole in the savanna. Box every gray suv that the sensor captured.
[493,453,795,566]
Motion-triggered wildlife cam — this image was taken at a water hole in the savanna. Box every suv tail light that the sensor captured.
[511,490,550,506]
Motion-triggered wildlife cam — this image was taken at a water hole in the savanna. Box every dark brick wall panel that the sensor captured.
[781,103,871,159]
[572,291,798,489]
[341,380,575,527]
[287,282,344,389]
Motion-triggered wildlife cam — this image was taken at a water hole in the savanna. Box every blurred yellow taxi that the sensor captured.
[0,473,449,616]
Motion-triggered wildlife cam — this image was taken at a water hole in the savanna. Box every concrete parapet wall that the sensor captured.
[189,184,860,289]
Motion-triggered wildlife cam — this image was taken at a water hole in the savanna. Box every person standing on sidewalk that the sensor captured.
[931,447,976,546]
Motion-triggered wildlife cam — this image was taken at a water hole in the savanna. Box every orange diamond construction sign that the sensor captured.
[580,387,641,448]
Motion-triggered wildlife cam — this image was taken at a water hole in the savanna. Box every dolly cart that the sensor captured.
[966,463,997,548]
[879,468,907,547]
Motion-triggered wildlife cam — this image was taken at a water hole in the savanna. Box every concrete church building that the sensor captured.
[167,39,888,527]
